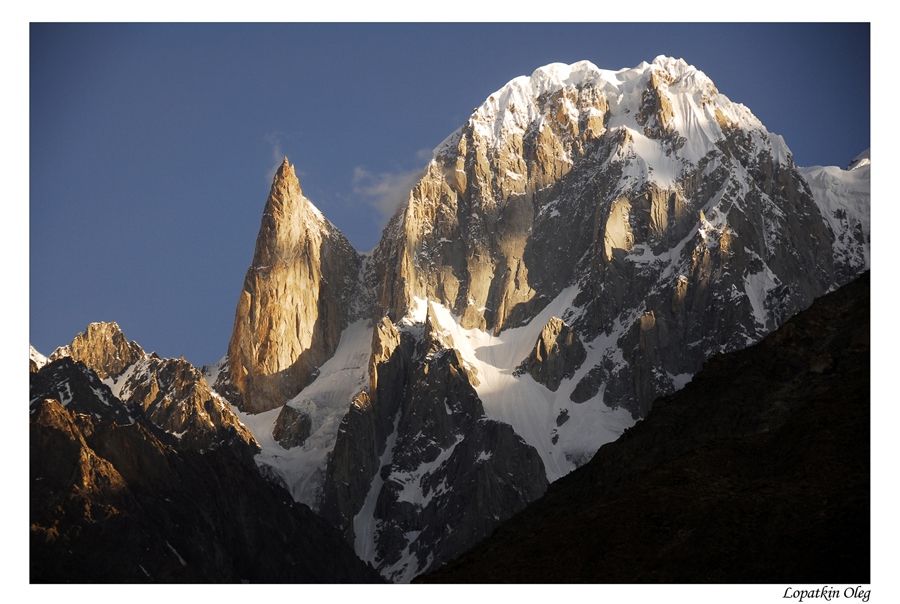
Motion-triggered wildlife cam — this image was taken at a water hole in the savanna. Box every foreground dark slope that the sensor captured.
[419,271,870,583]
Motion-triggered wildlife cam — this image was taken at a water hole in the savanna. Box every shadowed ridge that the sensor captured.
[418,271,870,583]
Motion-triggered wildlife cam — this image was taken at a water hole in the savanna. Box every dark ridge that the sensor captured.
[418,271,870,583]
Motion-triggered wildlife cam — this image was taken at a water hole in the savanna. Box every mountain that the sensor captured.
[47,321,259,462]
[209,56,869,581]
[224,159,368,415]
[416,270,870,583]
[31,56,869,583]
[30,324,381,583]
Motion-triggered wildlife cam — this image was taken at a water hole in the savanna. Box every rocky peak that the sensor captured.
[251,158,325,267]
[30,345,48,373]
[120,355,259,461]
[363,56,858,465]
[371,56,797,343]
[516,317,586,392]
[227,157,364,413]
[39,321,260,462]
[49,321,145,379]
[30,357,137,426]
[30,364,383,584]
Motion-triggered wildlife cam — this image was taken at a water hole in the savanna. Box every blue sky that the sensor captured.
[29,23,870,367]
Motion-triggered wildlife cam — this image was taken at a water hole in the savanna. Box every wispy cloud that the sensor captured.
[352,153,430,222]
[264,132,288,181]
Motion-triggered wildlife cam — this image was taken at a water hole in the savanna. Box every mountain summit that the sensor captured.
[32,56,869,584]
[226,158,366,413]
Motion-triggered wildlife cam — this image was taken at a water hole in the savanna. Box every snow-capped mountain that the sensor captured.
[208,56,869,581]
[31,56,869,584]
[800,149,871,284]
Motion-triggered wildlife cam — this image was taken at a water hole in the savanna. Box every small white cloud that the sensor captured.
[353,153,431,222]
[264,132,287,180]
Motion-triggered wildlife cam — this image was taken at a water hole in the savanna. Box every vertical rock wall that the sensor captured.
[227,159,363,413]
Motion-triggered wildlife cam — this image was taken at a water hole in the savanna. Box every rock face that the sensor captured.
[120,356,259,461]
[321,309,547,582]
[49,321,144,379]
[419,271,870,583]
[516,317,586,391]
[319,319,416,547]
[29,360,382,583]
[272,404,312,449]
[227,158,366,413]
[31,357,138,426]
[48,322,259,462]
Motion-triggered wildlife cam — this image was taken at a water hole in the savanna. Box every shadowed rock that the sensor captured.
[418,272,870,583]
[516,316,585,391]
[30,361,382,584]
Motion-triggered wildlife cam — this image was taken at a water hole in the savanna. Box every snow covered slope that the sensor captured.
[800,149,871,282]
[211,320,373,506]
[425,289,635,481]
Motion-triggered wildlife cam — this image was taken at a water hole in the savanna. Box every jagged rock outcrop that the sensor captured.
[419,272,870,583]
[322,307,547,582]
[48,323,259,461]
[227,158,366,413]
[321,391,383,539]
[366,345,546,582]
[30,361,383,583]
[272,404,312,449]
[516,316,585,391]
[120,356,259,461]
[319,317,416,543]
[49,321,144,379]
[31,357,138,426]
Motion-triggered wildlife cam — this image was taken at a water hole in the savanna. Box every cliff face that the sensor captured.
[368,70,617,335]
[516,317,586,392]
[120,356,259,461]
[371,57,842,424]
[227,158,366,413]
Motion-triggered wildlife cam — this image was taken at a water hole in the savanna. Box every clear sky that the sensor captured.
[29,22,870,367]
